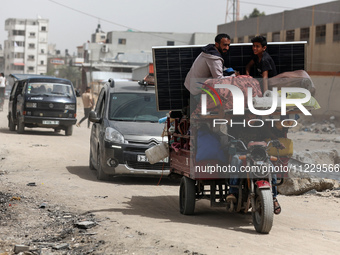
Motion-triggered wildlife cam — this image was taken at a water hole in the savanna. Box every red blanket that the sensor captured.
[191,75,262,117]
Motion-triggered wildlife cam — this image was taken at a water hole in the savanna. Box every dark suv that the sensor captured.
[7,74,77,136]
[89,79,169,180]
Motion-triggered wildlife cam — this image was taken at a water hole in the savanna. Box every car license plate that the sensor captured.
[42,120,59,125]
[137,155,169,163]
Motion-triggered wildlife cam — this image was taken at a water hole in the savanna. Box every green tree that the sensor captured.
[244,8,265,20]
[58,65,81,88]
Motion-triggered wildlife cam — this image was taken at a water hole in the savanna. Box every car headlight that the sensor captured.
[105,127,125,143]
[26,102,37,108]
[65,104,75,110]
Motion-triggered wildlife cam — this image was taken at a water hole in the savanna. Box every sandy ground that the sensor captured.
[0,98,340,255]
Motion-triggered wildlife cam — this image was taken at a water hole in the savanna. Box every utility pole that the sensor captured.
[225,0,240,23]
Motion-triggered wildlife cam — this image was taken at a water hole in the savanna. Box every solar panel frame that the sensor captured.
[152,42,306,112]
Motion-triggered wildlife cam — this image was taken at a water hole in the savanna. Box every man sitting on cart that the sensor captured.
[184,33,231,97]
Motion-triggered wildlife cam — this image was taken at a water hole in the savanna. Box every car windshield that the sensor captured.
[109,93,165,122]
[27,82,73,96]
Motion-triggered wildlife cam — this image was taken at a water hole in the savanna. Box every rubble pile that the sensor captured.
[293,116,339,134]
[278,149,340,195]
[0,190,105,255]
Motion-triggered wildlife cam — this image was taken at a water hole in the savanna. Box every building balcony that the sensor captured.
[11,47,25,53]
[10,35,25,41]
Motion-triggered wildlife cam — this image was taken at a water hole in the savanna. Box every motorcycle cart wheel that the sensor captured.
[252,188,274,234]
[179,176,196,215]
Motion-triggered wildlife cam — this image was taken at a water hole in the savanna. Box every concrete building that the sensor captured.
[217,1,340,72]
[80,30,215,90]
[83,31,215,66]
[0,44,4,73]
[4,18,49,76]
[105,31,215,53]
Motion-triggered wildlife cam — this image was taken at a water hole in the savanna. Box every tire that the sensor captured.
[17,118,25,134]
[179,176,196,215]
[252,188,274,234]
[89,150,96,170]
[9,115,16,131]
[65,126,73,136]
[96,150,109,181]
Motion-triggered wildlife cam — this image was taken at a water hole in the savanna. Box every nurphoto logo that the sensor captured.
[200,84,312,116]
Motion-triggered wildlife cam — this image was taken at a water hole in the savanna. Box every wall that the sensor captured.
[309,74,340,120]
[217,1,340,72]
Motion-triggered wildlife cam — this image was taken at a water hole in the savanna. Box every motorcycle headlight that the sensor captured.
[105,127,125,143]
[250,146,267,162]
[65,104,75,110]
[252,162,271,178]
[26,102,37,108]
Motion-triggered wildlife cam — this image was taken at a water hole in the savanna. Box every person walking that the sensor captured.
[0,73,6,111]
[76,86,94,128]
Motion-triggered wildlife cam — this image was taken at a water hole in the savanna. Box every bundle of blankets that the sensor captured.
[191,70,318,118]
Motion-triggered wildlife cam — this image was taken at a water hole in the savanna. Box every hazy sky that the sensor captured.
[0,0,335,55]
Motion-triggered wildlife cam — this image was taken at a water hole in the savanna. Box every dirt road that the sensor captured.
[1,100,340,255]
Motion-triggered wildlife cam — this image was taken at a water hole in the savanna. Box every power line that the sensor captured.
[47,0,190,44]
[240,0,292,9]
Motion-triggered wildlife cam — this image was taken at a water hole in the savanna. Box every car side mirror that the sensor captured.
[89,111,101,123]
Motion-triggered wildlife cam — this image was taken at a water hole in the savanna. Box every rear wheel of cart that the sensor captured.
[179,176,196,215]
[252,188,274,234]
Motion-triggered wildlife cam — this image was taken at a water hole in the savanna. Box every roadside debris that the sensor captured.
[74,220,97,229]
[0,190,104,254]
[294,117,338,134]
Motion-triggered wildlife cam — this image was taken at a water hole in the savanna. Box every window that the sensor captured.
[238,37,244,43]
[333,23,340,42]
[40,61,44,65]
[300,27,310,42]
[41,26,46,31]
[14,53,24,58]
[11,64,24,71]
[13,41,25,47]
[29,32,36,37]
[28,55,35,61]
[28,43,35,49]
[109,93,164,122]
[41,49,45,54]
[286,30,295,41]
[272,32,280,42]
[248,35,255,43]
[12,30,25,36]
[315,25,326,44]
[28,66,35,71]
[101,35,106,39]
[167,41,175,46]
[118,38,126,45]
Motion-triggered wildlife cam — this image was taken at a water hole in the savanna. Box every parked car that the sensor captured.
[7,74,77,135]
[89,79,169,180]
[138,74,155,88]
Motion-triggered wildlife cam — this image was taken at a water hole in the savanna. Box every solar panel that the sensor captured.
[153,42,306,111]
